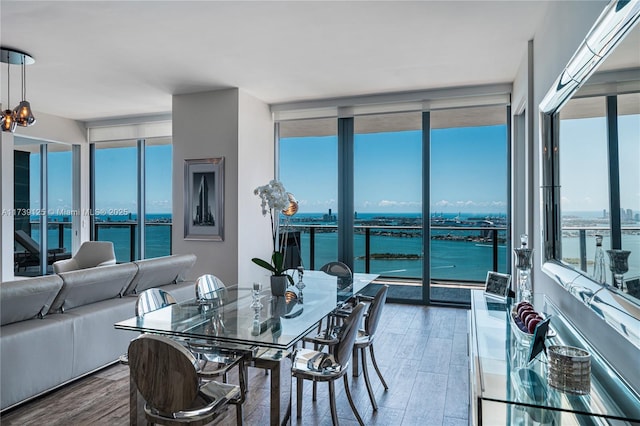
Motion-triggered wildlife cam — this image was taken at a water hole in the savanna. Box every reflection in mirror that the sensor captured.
[540,0,640,350]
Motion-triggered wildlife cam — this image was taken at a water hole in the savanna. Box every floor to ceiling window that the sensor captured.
[92,138,172,262]
[276,96,510,306]
[145,139,173,258]
[278,118,338,270]
[429,105,509,304]
[353,112,423,298]
[14,139,72,276]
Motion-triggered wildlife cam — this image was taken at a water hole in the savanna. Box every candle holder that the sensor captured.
[295,266,305,302]
[514,234,534,302]
[606,249,631,290]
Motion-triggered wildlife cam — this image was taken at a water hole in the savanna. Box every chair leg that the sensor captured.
[312,381,317,401]
[343,374,365,426]
[360,347,378,410]
[296,377,303,419]
[236,402,243,426]
[328,380,339,426]
[369,345,388,390]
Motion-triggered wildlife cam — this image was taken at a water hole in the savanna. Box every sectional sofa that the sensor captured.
[0,253,198,412]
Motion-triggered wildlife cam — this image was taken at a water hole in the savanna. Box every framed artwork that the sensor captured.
[184,157,224,241]
[484,271,511,300]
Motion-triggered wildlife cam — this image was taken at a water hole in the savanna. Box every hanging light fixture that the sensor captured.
[14,54,36,127]
[1,47,36,133]
[1,60,17,132]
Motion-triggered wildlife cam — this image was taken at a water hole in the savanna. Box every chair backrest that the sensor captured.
[135,288,177,317]
[364,285,389,337]
[74,241,116,269]
[320,261,353,288]
[333,302,366,366]
[128,334,200,414]
[195,274,228,309]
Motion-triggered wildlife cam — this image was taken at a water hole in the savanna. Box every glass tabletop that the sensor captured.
[115,271,378,350]
[470,290,640,423]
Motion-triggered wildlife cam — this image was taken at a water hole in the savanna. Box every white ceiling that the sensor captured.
[1,1,555,122]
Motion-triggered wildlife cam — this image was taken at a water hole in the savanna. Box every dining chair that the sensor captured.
[191,274,249,387]
[303,261,355,350]
[320,261,353,288]
[292,302,366,426]
[353,284,389,410]
[118,287,178,365]
[128,333,243,426]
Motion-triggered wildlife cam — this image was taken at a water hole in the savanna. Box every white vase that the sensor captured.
[270,275,288,296]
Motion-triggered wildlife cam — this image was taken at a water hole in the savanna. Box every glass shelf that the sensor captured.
[469,290,640,425]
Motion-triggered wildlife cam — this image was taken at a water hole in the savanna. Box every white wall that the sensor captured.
[172,88,274,286]
[524,0,640,390]
[237,90,277,286]
[0,132,15,281]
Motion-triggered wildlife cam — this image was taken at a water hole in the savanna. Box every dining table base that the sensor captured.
[252,348,292,426]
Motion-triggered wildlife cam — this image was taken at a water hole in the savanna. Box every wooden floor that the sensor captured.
[1,303,470,426]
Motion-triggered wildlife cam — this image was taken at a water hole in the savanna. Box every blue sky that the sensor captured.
[279,125,508,215]
[560,114,639,214]
[37,117,637,217]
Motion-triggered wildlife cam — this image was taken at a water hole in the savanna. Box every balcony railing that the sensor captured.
[561,226,640,283]
[283,224,508,283]
[26,221,172,264]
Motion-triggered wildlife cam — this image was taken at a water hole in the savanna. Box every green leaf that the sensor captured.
[271,252,285,274]
[252,257,277,274]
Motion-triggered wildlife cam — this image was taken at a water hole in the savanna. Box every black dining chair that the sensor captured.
[292,302,367,426]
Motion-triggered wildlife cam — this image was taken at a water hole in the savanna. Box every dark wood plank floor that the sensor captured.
[0,304,470,426]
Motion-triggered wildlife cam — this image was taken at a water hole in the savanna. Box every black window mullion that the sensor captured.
[606,95,622,249]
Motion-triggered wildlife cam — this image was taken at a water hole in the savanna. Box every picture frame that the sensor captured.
[184,157,224,241]
[484,271,511,300]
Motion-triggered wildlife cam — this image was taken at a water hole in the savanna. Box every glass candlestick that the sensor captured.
[606,249,630,290]
[250,282,263,310]
[591,235,607,284]
[514,234,534,302]
[295,266,305,302]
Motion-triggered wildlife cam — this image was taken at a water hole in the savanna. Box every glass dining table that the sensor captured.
[114,270,378,426]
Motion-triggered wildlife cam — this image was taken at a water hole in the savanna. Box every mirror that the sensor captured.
[540,0,640,349]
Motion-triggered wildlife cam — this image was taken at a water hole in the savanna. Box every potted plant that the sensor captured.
[252,180,297,295]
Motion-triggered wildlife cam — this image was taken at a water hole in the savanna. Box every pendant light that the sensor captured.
[1,47,35,133]
[14,54,36,127]
[1,60,17,132]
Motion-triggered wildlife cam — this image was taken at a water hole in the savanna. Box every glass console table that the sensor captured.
[468,290,640,425]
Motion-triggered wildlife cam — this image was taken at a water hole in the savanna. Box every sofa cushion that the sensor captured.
[122,253,197,296]
[0,276,64,325]
[51,263,138,313]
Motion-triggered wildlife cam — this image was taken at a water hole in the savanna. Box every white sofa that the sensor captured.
[0,253,197,412]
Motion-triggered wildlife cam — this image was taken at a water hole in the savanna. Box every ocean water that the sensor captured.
[33,213,639,283]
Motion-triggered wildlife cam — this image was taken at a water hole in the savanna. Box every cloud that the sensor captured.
[432,199,506,209]
[377,200,421,208]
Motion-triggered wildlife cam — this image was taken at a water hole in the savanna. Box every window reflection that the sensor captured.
[559,96,610,278]
[618,93,640,282]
